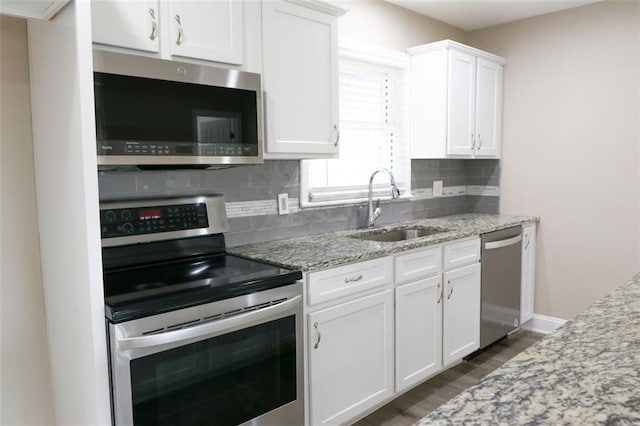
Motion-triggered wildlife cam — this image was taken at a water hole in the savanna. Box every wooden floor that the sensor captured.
[353,329,544,426]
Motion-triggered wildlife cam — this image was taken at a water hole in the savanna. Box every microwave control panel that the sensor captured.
[100,202,209,238]
[98,141,258,157]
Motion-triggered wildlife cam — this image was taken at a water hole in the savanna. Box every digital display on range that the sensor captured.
[139,208,162,220]
[100,203,209,238]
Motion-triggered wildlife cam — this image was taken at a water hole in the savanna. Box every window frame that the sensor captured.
[299,40,411,209]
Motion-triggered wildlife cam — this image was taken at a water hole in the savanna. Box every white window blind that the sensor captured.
[301,43,410,206]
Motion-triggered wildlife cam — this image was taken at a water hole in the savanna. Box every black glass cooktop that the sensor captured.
[103,253,301,323]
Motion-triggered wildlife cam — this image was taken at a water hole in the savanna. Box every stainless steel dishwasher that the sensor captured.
[480,226,522,349]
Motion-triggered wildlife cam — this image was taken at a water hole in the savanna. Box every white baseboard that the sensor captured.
[521,314,567,334]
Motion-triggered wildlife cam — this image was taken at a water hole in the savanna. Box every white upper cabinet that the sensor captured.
[166,0,242,64]
[91,0,160,53]
[407,40,505,159]
[91,0,243,65]
[261,0,345,158]
[475,58,503,157]
[447,50,476,156]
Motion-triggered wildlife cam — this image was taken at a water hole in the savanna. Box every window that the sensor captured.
[300,41,410,207]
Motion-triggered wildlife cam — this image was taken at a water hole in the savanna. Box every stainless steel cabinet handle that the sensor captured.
[484,234,522,250]
[344,274,363,284]
[436,282,443,304]
[148,9,157,41]
[175,14,183,45]
[447,279,453,299]
[471,133,475,150]
[477,134,483,149]
[333,124,340,147]
[313,322,321,349]
[524,234,530,249]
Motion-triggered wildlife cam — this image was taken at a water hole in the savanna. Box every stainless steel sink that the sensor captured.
[350,227,446,242]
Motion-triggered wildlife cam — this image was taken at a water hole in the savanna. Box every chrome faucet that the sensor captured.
[367,168,401,228]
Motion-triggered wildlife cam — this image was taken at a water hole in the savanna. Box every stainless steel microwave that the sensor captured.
[93,51,263,166]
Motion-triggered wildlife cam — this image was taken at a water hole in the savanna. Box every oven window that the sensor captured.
[129,316,296,425]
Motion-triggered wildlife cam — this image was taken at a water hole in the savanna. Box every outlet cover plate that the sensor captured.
[433,180,443,197]
[278,193,289,215]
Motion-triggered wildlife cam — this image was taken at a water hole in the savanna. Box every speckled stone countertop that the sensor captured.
[228,213,538,272]
[418,273,640,426]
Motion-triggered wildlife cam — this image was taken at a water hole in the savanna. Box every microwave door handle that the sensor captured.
[117,295,301,351]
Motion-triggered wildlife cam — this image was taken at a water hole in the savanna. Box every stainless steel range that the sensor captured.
[100,195,303,426]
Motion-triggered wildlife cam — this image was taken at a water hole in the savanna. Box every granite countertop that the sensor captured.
[418,273,640,426]
[229,213,538,272]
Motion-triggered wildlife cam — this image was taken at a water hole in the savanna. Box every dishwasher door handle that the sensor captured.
[484,234,522,250]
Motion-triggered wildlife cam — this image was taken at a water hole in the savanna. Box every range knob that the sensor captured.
[103,210,116,224]
[122,223,134,233]
[121,210,132,221]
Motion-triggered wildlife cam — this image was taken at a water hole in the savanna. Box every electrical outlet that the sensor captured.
[278,193,289,215]
[433,180,443,197]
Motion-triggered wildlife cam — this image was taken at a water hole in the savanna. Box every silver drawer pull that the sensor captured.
[344,274,363,284]
[175,14,183,45]
[447,279,453,299]
[436,282,443,304]
[333,124,340,147]
[148,9,157,41]
[313,322,321,349]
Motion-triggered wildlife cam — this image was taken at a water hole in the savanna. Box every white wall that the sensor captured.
[336,0,467,50]
[469,0,640,319]
[0,16,54,424]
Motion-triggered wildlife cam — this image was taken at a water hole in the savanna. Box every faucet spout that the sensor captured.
[367,168,400,228]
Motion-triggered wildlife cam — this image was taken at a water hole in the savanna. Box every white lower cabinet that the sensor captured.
[520,223,537,323]
[306,237,484,425]
[308,290,394,426]
[395,275,442,392]
[442,262,481,366]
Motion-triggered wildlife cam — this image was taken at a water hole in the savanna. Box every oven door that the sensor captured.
[108,284,303,426]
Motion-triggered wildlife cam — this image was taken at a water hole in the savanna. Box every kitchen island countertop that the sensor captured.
[417,272,640,425]
[228,213,538,272]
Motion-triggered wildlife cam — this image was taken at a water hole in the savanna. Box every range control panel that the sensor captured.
[100,202,209,238]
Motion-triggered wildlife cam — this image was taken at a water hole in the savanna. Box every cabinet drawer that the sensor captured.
[443,238,480,270]
[394,246,442,284]
[307,258,392,306]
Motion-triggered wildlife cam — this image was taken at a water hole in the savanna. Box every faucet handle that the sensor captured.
[372,199,382,222]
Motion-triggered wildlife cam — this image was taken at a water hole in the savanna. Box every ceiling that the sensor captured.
[384,0,604,31]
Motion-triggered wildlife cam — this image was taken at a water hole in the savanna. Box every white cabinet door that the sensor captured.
[446,49,475,157]
[408,40,504,160]
[521,224,536,323]
[262,0,340,156]
[166,0,243,64]
[308,290,394,426]
[91,0,160,53]
[475,58,502,157]
[395,276,443,392]
[443,263,481,366]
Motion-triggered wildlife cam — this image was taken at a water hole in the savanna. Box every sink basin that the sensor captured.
[351,227,446,242]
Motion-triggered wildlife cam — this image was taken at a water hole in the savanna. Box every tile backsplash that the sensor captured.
[98,159,500,246]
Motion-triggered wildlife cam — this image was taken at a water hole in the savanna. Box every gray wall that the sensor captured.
[99,159,499,246]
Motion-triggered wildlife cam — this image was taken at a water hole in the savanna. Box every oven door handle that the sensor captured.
[117,295,302,351]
